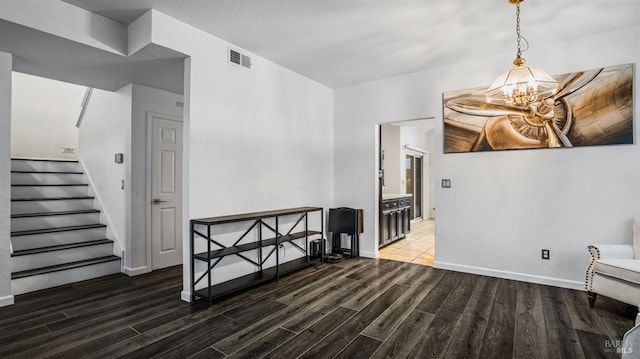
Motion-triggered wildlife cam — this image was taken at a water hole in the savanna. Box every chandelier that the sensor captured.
[485,0,558,107]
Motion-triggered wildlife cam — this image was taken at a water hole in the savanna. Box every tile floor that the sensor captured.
[378,219,435,266]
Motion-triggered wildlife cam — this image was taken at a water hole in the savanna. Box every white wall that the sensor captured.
[11,72,85,160]
[0,51,13,307]
[148,11,335,300]
[129,84,183,274]
[78,85,132,259]
[334,26,640,289]
[381,124,401,194]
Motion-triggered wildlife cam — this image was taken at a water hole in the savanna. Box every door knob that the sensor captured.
[152,199,168,204]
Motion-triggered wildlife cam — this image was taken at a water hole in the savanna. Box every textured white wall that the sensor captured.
[78,85,132,264]
[0,51,13,306]
[149,11,335,299]
[11,72,85,160]
[335,26,640,288]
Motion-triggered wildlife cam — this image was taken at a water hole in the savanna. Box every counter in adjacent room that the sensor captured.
[380,194,412,247]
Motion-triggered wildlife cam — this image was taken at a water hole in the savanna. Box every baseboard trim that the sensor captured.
[359,250,377,259]
[0,295,14,307]
[181,290,191,303]
[123,265,149,276]
[433,260,584,291]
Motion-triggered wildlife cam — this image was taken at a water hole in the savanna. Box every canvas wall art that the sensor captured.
[443,63,634,153]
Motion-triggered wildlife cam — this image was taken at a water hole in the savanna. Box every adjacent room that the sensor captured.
[0,0,639,357]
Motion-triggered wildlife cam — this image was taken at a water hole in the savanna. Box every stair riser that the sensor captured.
[11,198,95,215]
[11,172,84,185]
[11,186,88,200]
[11,227,107,250]
[11,243,114,272]
[11,259,121,295]
[11,213,101,232]
[11,160,79,173]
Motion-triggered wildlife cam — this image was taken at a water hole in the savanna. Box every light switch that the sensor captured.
[442,179,452,188]
[115,153,124,164]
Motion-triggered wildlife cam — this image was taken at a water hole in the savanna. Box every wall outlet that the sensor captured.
[541,249,550,260]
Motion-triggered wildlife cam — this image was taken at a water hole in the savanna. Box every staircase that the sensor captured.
[10,159,121,295]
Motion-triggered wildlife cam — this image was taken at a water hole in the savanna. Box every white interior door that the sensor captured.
[150,114,183,270]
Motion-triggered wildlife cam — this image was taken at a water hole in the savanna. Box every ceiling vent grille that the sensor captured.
[229,48,252,69]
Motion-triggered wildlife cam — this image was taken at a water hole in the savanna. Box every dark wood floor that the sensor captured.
[0,259,635,358]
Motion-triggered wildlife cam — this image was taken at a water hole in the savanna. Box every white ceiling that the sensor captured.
[61,0,640,89]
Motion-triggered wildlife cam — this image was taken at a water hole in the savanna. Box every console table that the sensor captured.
[190,206,323,306]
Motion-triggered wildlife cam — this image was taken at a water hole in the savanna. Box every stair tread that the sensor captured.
[11,209,100,218]
[11,184,88,187]
[11,239,112,257]
[11,170,83,174]
[12,255,120,279]
[11,223,106,236]
[11,158,79,163]
[11,196,95,202]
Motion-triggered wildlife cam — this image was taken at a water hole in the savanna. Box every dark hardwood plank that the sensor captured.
[262,306,357,359]
[477,278,518,359]
[3,293,182,358]
[362,266,444,341]
[512,281,549,359]
[298,284,409,359]
[44,327,138,359]
[442,275,498,359]
[213,276,358,354]
[370,310,435,359]
[187,347,226,359]
[341,261,409,311]
[0,259,635,358]
[226,328,295,359]
[0,312,66,339]
[408,309,461,359]
[415,270,461,314]
[334,334,382,359]
[575,329,621,359]
[540,284,586,359]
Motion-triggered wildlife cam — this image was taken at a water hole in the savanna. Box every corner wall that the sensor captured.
[334,26,640,289]
[149,10,335,300]
[0,51,13,306]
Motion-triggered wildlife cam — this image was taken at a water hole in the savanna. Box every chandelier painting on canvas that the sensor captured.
[443,63,634,153]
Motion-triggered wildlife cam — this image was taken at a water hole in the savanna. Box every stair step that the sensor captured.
[11,239,115,273]
[11,185,90,200]
[11,223,106,237]
[11,197,96,215]
[11,159,79,173]
[11,209,100,218]
[12,255,120,279]
[11,196,95,202]
[12,239,112,256]
[12,170,83,174]
[11,184,88,187]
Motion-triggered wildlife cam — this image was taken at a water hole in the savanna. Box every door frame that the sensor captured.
[145,111,184,271]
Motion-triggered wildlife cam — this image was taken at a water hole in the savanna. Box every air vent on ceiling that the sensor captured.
[229,47,252,69]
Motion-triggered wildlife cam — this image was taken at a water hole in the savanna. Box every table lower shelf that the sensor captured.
[194,256,320,302]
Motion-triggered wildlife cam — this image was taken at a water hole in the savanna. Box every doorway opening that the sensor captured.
[377,118,436,266]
